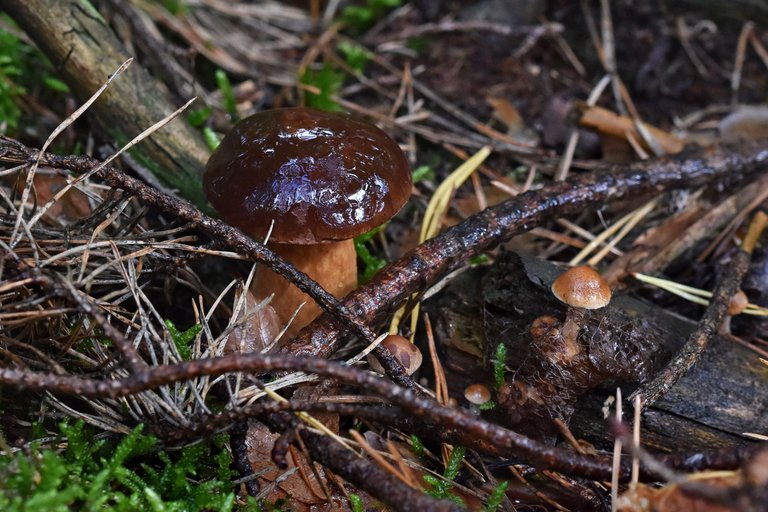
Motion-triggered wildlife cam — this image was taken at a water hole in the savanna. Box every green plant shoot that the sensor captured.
[423,445,466,504]
[164,319,202,361]
[493,343,507,389]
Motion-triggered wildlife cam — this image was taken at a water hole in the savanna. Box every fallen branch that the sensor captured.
[0,351,622,480]
[631,211,768,409]
[0,136,413,386]
[284,140,768,358]
[1,351,761,482]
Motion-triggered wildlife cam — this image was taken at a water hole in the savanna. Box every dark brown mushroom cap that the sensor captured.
[204,107,412,244]
[551,266,612,309]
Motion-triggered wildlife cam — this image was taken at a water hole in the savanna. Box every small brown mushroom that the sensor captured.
[529,314,579,364]
[204,107,412,336]
[720,289,749,334]
[551,266,612,353]
[367,335,423,375]
[464,383,491,405]
[727,290,749,316]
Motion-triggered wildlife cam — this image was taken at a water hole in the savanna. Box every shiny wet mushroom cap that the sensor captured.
[203,107,412,336]
[368,335,423,375]
[551,266,612,310]
[203,107,412,243]
[464,384,491,405]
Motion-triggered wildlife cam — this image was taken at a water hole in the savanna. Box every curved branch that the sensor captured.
[0,352,621,480]
[0,137,413,386]
[284,141,768,357]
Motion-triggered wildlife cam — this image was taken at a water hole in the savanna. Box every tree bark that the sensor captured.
[1,0,210,207]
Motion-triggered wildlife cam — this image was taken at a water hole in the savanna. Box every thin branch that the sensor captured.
[0,136,414,387]
[0,352,622,480]
[630,212,767,409]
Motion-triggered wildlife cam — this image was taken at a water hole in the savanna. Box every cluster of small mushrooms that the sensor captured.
[206,108,715,408]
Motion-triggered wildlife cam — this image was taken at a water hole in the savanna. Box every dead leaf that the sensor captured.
[225,289,280,355]
[14,169,91,223]
[245,420,330,509]
[487,96,539,145]
[579,105,684,155]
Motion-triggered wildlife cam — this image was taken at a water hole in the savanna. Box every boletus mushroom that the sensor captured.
[550,265,612,355]
[204,107,411,336]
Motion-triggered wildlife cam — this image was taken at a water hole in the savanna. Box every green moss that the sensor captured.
[0,421,238,511]
[423,445,465,505]
[164,319,202,361]
[340,0,402,34]
[482,480,509,511]
[493,343,507,389]
[215,70,238,122]
[301,63,345,112]
[354,225,387,284]
[0,21,71,134]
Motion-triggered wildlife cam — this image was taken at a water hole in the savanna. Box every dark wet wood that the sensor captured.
[282,141,768,360]
[423,252,768,452]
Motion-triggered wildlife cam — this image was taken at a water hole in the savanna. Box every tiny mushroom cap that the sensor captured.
[551,266,612,310]
[727,290,749,316]
[203,107,412,243]
[464,384,491,405]
[368,335,423,375]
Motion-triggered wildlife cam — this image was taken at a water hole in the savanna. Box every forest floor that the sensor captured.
[1,1,767,511]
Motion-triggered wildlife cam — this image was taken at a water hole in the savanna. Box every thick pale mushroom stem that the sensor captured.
[253,239,357,337]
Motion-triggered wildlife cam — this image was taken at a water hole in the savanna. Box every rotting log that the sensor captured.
[0,0,210,207]
[423,251,768,452]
